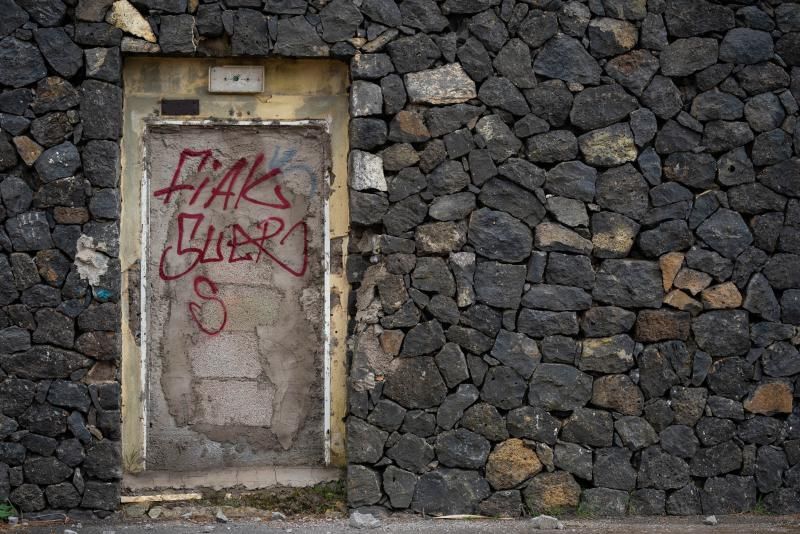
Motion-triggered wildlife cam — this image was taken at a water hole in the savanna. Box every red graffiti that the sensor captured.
[188,276,227,335]
[156,148,310,335]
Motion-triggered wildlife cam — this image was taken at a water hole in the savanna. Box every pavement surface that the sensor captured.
[14,515,800,534]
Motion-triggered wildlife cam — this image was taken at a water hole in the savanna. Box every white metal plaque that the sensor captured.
[208,66,264,93]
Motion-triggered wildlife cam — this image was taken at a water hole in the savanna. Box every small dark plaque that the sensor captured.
[161,99,199,116]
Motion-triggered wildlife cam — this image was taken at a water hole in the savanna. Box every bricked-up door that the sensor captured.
[143,123,329,470]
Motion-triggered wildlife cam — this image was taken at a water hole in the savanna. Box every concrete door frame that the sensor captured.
[118,57,350,492]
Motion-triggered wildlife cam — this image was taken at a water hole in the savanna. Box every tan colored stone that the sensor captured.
[591,374,644,416]
[391,110,430,141]
[405,64,477,105]
[673,268,712,296]
[743,381,793,415]
[106,0,157,43]
[664,289,702,314]
[486,439,542,490]
[54,207,90,224]
[85,361,117,383]
[13,135,43,166]
[578,123,637,166]
[379,329,404,356]
[634,309,691,342]
[523,471,581,513]
[659,252,684,291]
[121,36,160,53]
[701,282,742,310]
[363,29,399,53]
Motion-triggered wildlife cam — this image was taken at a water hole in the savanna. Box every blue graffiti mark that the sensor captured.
[267,145,319,197]
[94,288,112,301]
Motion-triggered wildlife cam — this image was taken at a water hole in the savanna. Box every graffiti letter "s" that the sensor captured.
[188,276,227,336]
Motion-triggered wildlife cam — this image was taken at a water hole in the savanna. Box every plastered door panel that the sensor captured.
[144,124,328,470]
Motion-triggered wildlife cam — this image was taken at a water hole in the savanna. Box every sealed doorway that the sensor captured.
[119,58,349,490]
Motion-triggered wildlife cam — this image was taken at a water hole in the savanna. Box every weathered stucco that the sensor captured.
[145,124,327,469]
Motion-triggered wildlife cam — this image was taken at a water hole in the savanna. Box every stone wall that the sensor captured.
[0,0,799,520]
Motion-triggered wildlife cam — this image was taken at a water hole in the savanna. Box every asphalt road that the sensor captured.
[16,515,800,534]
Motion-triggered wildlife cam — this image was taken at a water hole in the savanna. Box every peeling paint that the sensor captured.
[75,235,111,286]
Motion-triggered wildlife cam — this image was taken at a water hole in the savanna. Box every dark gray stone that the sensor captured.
[561,408,614,448]
[701,475,756,514]
[34,142,81,184]
[719,28,773,65]
[638,446,691,490]
[23,456,71,485]
[348,465,381,508]
[639,220,694,258]
[80,440,120,481]
[554,442,592,480]
[383,466,417,510]
[347,418,387,464]
[696,209,753,260]
[457,38,492,82]
[738,416,784,445]
[401,320,446,357]
[80,80,122,140]
[762,341,800,377]
[351,191,389,226]
[663,0,734,38]
[478,489,522,518]
[707,358,752,401]
[0,38,47,88]
[411,469,490,515]
[629,488,665,516]
[461,403,508,442]
[666,484,702,516]
[526,130,578,165]
[467,208,532,263]
[435,428,490,469]
[34,28,83,78]
[81,480,119,510]
[517,309,579,338]
[595,164,649,221]
[660,425,699,458]
[387,433,435,473]
[386,33,439,74]
[504,405,557,445]
[540,335,579,364]
[594,447,637,490]
[533,35,601,85]
[527,363,592,411]
[616,416,659,451]
[703,121,755,153]
[434,343,469,388]
[690,441,742,477]
[45,482,80,509]
[692,310,750,358]
[606,51,659,97]
[593,260,664,309]
[481,366,526,410]
[494,39,536,89]
[569,84,638,132]
[523,285,591,312]
[437,384,479,430]
[489,330,539,379]
[383,357,447,409]
[10,484,45,512]
[517,9,558,49]
[655,120,700,154]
